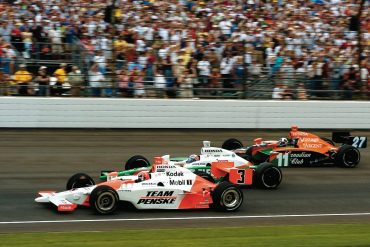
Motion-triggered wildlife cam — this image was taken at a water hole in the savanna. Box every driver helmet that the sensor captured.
[186,154,200,163]
[278,137,289,146]
[137,171,150,181]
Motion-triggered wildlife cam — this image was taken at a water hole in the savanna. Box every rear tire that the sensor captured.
[90,185,119,215]
[125,155,151,170]
[253,163,282,189]
[222,138,243,150]
[335,145,360,168]
[212,182,243,212]
[193,170,215,183]
[66,173,95,190]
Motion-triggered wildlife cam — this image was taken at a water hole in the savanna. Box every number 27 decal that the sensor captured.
[352,137,367,148]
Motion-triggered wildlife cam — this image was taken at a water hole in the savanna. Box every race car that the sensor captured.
[35,159,244,214]
[221,126,367,168]
[100,141,282,189]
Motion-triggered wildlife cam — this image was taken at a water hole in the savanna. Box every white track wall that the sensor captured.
[0,97,369,129]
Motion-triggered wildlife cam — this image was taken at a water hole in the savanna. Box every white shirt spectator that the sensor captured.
[220,57,234,74]
[219,19,232,35]
[89,70,105,88]
[154,73,167,88]
[197,60,211,76]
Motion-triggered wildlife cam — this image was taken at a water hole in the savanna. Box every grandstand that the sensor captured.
[0,0,368,99]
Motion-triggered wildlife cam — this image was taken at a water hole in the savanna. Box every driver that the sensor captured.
[186,154,200,164]
[278,137,289,147]
[136,170,150,182]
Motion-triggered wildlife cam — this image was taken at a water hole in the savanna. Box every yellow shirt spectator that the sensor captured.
[14,70,32,84]
[54,68,67,83]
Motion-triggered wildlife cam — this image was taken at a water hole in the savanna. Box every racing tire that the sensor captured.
[212,182,243,212]
[90,185,119,215]
[253,163,282,189]
[335,145,360,168]
[125,155,151,170]
[66,173,95,190]
[222,138,243,150]
[193,170,215,183]
[321,137,335,146]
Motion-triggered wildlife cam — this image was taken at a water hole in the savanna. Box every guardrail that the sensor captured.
[0,98,369,129]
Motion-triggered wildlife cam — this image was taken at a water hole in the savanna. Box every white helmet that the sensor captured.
[279,138,288,146]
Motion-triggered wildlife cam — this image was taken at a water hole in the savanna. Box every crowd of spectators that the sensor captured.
[0,0,369,99]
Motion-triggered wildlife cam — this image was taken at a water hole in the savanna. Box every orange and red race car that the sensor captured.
[36,158,244,214]
[222,126,367,168]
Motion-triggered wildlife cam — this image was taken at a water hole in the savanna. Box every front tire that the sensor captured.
[335,145,360,168]
[212,182,243,212]
[125,155,151,170]
[90,185,119,215]
[253,163,282,189]
[222,138,243,150]
[66,173,95,190]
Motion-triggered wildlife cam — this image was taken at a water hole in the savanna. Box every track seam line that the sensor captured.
[1,212,370,225]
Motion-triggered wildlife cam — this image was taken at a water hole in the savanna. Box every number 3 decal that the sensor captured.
[237,169,245,184]
[352,137,367,148]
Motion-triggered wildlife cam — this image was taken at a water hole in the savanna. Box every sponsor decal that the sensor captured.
[301,138,319,142]
[137,191,176,205]
[203,149,223,153]
[169,179,193,186]
[156,165,176,169]
[291,158,304,165]
[302,143,322,149]
[141,182,157,186]
[137,198,176,204]
[166,171,184,176]
[191,162,208,166]
[290,152,311,158]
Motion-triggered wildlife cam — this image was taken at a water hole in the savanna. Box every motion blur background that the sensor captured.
[0,0,369,100]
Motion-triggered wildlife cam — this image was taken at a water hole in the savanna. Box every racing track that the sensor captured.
[0,129,370,233]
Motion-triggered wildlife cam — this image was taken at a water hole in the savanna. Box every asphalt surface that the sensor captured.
[0,129,370,233]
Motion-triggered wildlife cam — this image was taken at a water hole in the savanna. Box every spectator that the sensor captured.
[34,66,50,96]
[133,70,145,98]
[220,53,235,89]
[272,83,284,100]
[52,63,67,96]
[88,64,105,97]
[154,69,166,98]
[68,66,84,97]
[178,69,195,99]
[13,64,32,96]
[297,83,308,100]
[118,69,130,97]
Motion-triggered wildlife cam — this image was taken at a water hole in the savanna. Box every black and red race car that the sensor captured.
[222,126,367,168]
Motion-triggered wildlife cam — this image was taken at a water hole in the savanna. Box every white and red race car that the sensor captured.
[35,158,244,214]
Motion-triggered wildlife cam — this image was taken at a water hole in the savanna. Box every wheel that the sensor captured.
[193,170,215,183]
[335,145,360,168]
[321,137,335,146]
[66,173,95,190]
[212,182,243,212]
[90,185,119,215]
[253,162,282,189]
[125,155,151,170]
[222,138,243,150]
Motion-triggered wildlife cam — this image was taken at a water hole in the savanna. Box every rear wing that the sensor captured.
[332,132,367,148]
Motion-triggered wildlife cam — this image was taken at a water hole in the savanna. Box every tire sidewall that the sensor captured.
[255,163,282,189]
[90,186,119,214]
[337,145,360,168]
